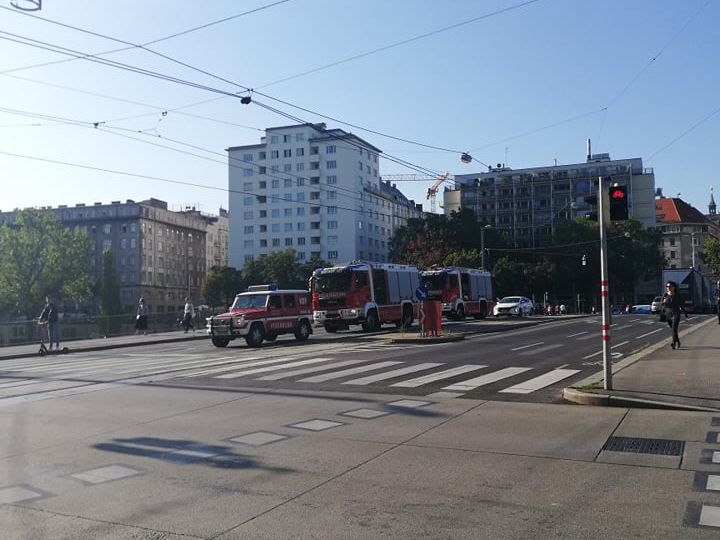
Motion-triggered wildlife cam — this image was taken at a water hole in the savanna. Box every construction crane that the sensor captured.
[380,172,452,213]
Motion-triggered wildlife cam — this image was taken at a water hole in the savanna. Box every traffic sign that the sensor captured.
[415,286,429,301]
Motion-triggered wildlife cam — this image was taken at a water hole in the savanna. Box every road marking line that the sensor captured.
[635,328,663,339]
[442,367,532,392]
[343,363,442,385]
[511,342,543,351]
[519,343,563,356]
[256,359,365,381]
[391,365,486,388]
[581,340,630,360]
[499,368,581,394]
[181,356,289,377]
[215,358,333,379]
[566,331,588,338]
[299,361,402,383]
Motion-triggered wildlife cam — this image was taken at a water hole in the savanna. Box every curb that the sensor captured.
[390,334,465,345]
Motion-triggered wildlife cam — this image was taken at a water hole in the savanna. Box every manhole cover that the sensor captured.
[602,436,684,456]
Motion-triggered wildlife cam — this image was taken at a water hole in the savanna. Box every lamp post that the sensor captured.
[480,224,491,269]
[691,232,696,269]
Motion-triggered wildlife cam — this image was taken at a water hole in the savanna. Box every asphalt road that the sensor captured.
[0,313,704,405]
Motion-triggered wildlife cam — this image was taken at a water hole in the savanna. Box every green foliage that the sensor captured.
[240,250,329,290]
[442,249,482,268]
[0,209,92,316]
[702,237,720,275]
[202,266,244,308]
[99,249,122,316]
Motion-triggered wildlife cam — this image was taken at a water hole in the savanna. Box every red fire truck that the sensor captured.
[311,261,420,333]
[419,267,494,320]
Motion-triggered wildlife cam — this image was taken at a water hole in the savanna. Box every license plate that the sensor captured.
[212,328,229,335]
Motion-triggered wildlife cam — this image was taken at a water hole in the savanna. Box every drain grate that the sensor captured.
[602,436,684,456]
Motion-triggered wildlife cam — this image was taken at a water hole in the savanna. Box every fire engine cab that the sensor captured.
[419,267,493,320]
[206,284,313,348]
[311,261,419,333]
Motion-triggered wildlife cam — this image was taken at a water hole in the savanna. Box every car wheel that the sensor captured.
[456,306,465,321]
[245,323,264,348]
[295,319,311,341]
[517,309,523,318]
[362,310,380,332]
[211,336,230,348]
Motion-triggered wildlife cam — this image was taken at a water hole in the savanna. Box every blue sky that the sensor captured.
[1,0,718,217]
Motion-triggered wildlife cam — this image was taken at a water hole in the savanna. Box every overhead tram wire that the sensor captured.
[0,1,293,75]
[0,4,499,173]
[0,105,371,206]
[647,103,720,163]
[0,30,450,183]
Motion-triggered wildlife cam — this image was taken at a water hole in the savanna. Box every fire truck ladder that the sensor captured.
[381,172,452,213]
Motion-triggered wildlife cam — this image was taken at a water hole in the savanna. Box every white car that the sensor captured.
[493,296,534,317]
[650,296,663,314]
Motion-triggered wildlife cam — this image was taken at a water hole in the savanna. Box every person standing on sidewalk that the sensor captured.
[134,297,149,335]
[39,297,60,350]
[662,281,687,350]
[182,297,195,333]
[715,279,720,324]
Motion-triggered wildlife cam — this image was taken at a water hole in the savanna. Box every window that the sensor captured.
[245,254,254,262]
[326,175,337,184]
[311,222,320,229]
[296,251,305,260]
[326,191,337,200]
[259,151,266,160]
[272,238,280,247]
[272,223,280,232]
[311,237,321,244]
[327,206,337,214]
[310,192,320,200]
[260,239,267,247]
[259,180,267,189]
[326,160,337,169]
[131,238,136,248]
[243,197,253,206]
[311,206,320,215]
[284,178,293,188]
[271,179,279,189]
[243,182,253,190]
[295,133,304,142]
[244,225,254,234]
[103,224,112,234]
[670,250,677,259]
[310,146,319,155]
[271,150,279,159]
[326,145,336,153]
[103,240,112,250]
[669,238,675,246]
[297,177,305,186]
[310,162,320,170]
[260,224,267,232]
[283,134,291,143]
[284,223,293,232]
[296,162,304,172]
[296,192,305,202]
[284,149,292,158]
[259,210,267,218]
[296,148,304,157]
[297,207,305,216]
[270,135,279,144]
[257,196,267,203]
[284,238,293,246]
[327,220,338,229]
[244,240,253,248]
[358,161,363,170]
[243,168,253,176]
[327,235,338,245]
[272,209,280,217]
[121,238,127,249]
[297,222,305,231]
[328,250,338,259]
[259,167,266,176]
[244,210,253,219]
[297,237,306,245]
[310,176,320,185]
[284,208,292,217]
[282,164,291,172]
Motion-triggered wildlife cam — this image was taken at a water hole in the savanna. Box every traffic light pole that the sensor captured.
[598,176,613,390]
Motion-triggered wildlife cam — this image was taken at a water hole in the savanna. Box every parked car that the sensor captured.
[651,296,663,314]
[630,304,652,314]
[493,296,534,317]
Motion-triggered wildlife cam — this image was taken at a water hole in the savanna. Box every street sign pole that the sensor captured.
[598,176,612,390]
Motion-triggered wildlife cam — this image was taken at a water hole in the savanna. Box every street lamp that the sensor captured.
[480,224,491,269]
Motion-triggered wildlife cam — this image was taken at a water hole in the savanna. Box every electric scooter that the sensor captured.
[37,320,69,356]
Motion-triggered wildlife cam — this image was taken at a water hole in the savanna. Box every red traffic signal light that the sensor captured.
[608,184,628,220]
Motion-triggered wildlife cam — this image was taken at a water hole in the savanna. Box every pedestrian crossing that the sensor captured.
[0,346,583,400]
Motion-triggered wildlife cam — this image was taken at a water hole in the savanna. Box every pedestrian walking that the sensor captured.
[134,297,149,335]
[662,281,688,350]
[715,279,720,325]
[182,297,195,333]
[39,297,60,350]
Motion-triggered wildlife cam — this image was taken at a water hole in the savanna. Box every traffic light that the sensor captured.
[583,194,598,221]
[608,184,629,221]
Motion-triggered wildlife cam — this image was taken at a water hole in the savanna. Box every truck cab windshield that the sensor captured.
[315,271,352,293]
[422,273,446,289]
[232,294,269,309]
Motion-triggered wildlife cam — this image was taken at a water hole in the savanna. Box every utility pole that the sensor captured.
[598,177,612,390]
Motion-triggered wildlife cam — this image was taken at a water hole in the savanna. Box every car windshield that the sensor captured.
[500,297,521,303]
[421,272,446,289]
[231,294,268,309]
[314,270,352,292]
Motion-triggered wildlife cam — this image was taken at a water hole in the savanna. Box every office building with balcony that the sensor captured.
[227,123,423,268]
[443,153,656,248]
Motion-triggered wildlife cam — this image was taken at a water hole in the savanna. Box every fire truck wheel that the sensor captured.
[455,306,465,321]
[362,310,380,332]
[245,323,265,348]
[474,303,488,319]
[396,307,413,329]
[211,337,230,348]
[295,319,311,341]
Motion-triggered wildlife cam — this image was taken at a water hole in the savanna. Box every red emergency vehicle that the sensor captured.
[419,267,494,320]
[311,261,420,332]
[206,284,313,348]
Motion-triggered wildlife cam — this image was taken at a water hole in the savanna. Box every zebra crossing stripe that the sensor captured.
[391,365,487,388]
[181,356,290,377]
[256,359,366,381]
[342,363,443,386]
[215,358,333,379]
[442,367,532,392]
[499,368,580,394]
[298,361,402,383]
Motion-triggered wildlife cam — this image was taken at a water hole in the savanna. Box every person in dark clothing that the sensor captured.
[715,279,720,324]
[662,281,688,349]
[39,297,60,350]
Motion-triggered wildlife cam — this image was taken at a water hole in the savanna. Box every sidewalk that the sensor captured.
[0,329,207,361]
[565,315,720,411]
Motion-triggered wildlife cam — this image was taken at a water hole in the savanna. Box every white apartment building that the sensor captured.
[228,123,423,268]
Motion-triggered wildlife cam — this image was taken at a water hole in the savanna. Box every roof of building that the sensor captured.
[656,197,712,224]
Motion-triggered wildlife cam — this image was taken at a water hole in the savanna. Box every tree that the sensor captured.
[442,249,482,268]
[202,266,244,308]
[99,249,122,316]
[298,254,329,287]
[0,209,92,316]
[241,249,305,289]
[701,237,720,275]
